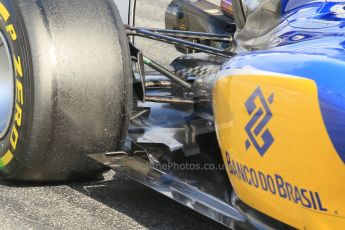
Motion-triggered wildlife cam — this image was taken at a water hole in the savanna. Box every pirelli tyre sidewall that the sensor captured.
[0,0,133,181]
[0,0,32,177]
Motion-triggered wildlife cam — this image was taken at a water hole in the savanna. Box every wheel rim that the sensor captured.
[0,31,15,139]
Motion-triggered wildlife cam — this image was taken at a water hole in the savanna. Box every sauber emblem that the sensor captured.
[245,87,274,156]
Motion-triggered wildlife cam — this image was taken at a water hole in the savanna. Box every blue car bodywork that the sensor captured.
[213,0,345,228]
[229,0,345,162]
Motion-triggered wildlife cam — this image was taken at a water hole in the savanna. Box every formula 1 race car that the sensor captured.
[0,0,344,229]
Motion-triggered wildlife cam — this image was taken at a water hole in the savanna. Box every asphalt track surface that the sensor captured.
[0,0,229,229]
